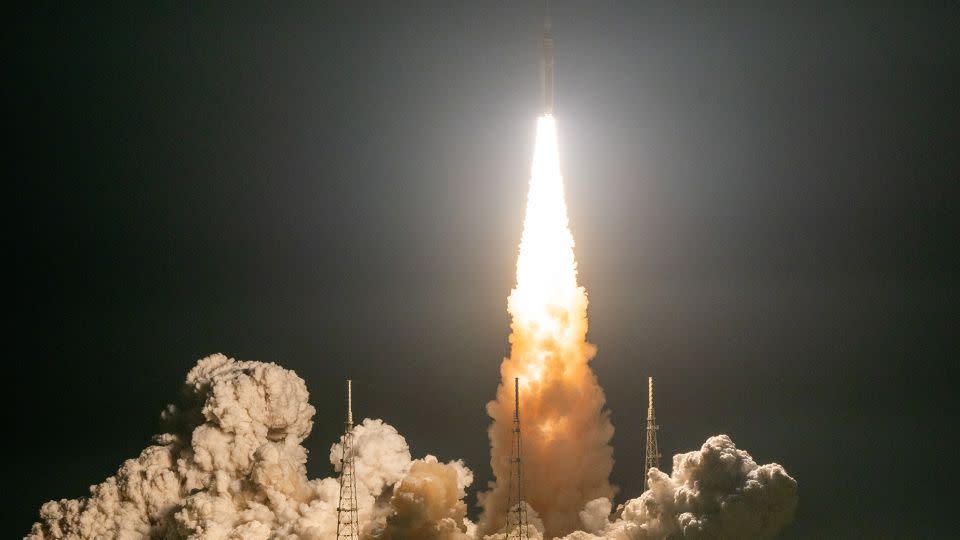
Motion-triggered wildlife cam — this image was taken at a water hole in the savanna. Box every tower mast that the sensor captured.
[506,377,530,539]
[644,377,662,491]
[336,379,360,539]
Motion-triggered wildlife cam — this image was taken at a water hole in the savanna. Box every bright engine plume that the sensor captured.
[479,116,616,538]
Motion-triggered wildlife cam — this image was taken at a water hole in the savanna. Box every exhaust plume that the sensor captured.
[26,354,474,540]
[479,116,616,538]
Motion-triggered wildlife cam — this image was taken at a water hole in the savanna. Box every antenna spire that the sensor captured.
[514,377,520,421]
[347,379,353,427]
[647,376,654,419]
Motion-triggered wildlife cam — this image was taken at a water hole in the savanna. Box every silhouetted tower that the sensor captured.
[336,379,360,539]
[506,377,530,539]
[644,377,661,490]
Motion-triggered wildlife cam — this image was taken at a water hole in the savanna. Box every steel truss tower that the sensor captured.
[336,379,360,539]
[644,377,661,491]
[506,377,530,539]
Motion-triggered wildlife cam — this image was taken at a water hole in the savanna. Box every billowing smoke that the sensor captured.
[481,502,546,540]
[371,456,474,539]
[27,354,474,540]
[26,354,797,540]
[559,435,798,540]
[478,116,616,538]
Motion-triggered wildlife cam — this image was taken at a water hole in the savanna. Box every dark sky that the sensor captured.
[11,2,958,538]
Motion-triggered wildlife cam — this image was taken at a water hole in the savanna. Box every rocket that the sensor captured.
[541,3,556,115]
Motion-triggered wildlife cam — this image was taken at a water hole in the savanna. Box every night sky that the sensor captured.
[12,2,957,538]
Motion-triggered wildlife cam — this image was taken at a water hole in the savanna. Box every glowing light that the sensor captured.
[508,115,584,388]
[539,417,567,443]
[510,115,578,331]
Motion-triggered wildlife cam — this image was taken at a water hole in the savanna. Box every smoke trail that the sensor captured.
[26,354,475,540]
[479,116,616,538]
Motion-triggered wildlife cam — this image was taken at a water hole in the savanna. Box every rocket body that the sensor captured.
[541,23,555,115]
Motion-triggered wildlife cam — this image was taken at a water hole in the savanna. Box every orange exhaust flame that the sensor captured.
[478,116,616,538]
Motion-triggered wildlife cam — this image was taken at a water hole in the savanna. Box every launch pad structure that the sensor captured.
[644,377,661,490]
[506,377,530,539]
[336,380,360,539]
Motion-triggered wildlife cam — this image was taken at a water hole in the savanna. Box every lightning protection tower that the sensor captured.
[506,377,530,539]
[644,376,661,491]
[336,379,360,539]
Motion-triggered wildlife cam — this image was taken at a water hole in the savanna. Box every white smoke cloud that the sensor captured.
[26,355,795,540]
[332,418,413,496]
[370,455,475,539]
[578,497,613,536]
[559,435,798,540]
[481,502,545,540]
[26,354,474,540]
